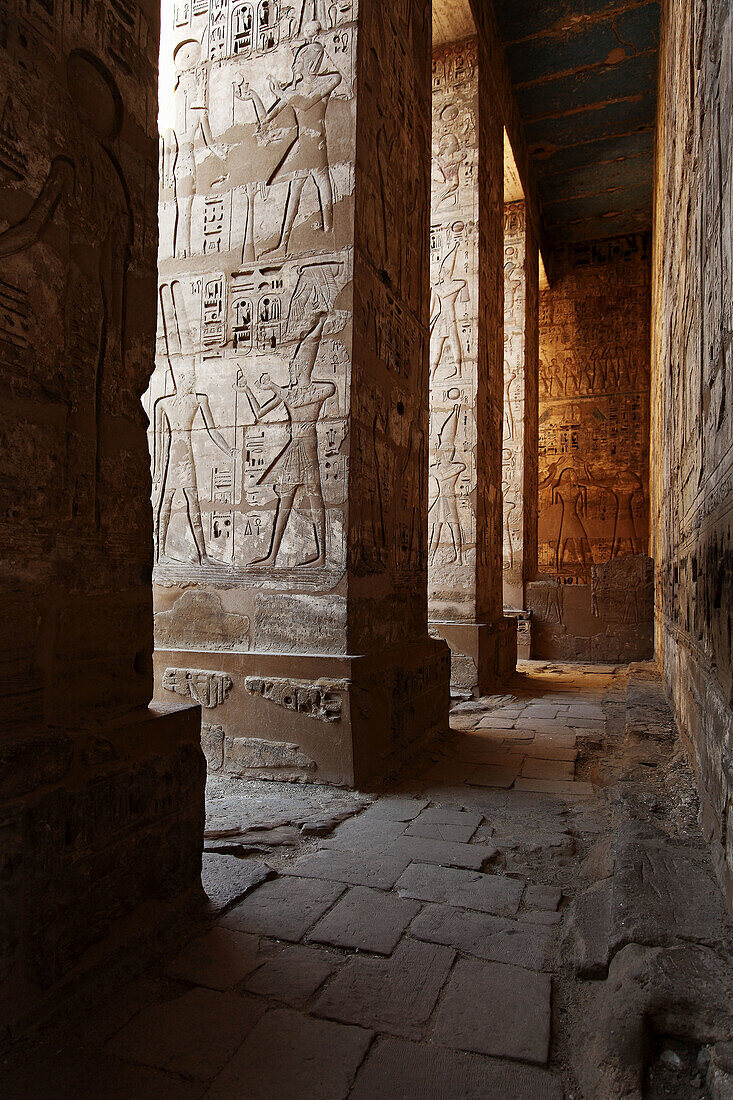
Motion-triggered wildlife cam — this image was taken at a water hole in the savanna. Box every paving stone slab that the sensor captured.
[518,911,563,926]
[201,854,273,913]
[395,863,525,917]
[312,938,456,1038]
[321,817,407,852]
[0,1047,202,1100]
[514,778,594,797]
[404,819,478,843]
[165,927,262,990]
[521,706,560,719]
[73,977,175,1047]
[524,885,563,912]
[244,944,340,1006]
[221,876,345,941]
[434,959,552,1065]
[386,835,497,871]
[205,1009,373,1100]
[410,903,551,970]
[282,849,412,890]
[520,743,578,761]
[416,805,484,828]
[515,718,573,732]
[350,1037,564,1100]
[521,758,576,781]
[476,718,517,729]
[457,747,526,767]
[107,987,264,1080]
[361,797,428,821]
[308,885,420,955]
[465,764,520,788]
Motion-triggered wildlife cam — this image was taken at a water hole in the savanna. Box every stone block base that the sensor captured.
[504,610,532,660]
[0,702,204,1038]
[429,619,517,695]
[153,638,451,787]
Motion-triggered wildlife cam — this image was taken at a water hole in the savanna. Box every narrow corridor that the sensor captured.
[3,664,731,1099]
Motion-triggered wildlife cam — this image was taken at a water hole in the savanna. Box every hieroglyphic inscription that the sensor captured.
[244,675,345,720]
[148,0,356,612]
[428,39,478,611]
[502,203,527,606]
[538,236,651,585]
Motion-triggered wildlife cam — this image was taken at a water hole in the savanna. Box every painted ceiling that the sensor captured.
[491,0,660,244]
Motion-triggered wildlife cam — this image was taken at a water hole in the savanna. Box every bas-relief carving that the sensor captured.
[225,736,317,770]
[0,11,161,721]
[244,675,345,720]
[148,1,356,628]
[537,239,651,586]
[502,207,527,590]
[163,666,233,707]
[427,39,478,607]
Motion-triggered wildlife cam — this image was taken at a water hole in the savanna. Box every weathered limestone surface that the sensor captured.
[0,0,204,1034]
[502,201,539,611]
[652,0,733,912]
[149,0,449,784]
[427,37,516,694]
[531,235,653,662]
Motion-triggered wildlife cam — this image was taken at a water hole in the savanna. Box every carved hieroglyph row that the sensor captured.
[428,39,478,608]
[146,2,357,591]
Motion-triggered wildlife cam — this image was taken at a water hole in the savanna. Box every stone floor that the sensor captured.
[2,662,733,1099]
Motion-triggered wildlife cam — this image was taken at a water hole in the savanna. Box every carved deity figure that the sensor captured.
[238,31,340,255]
[0,51,132,524]
[430,244,469,379]
[433,131,466,208]
[153,283,233,564]
[165,39,221,258]
[541,461,592,573]
[240,311,335,566]
[428,406,466,565]
[587,466,645,559]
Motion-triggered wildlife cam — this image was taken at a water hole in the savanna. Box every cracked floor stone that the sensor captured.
[2,662,732,1099]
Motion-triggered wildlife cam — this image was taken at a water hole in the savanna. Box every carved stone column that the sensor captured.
[0,0,203,1032]
[427,38,516,694]
[149,0,449,785]
[502,201,539,611]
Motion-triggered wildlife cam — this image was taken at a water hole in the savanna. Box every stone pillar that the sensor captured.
[427,38,516,694]
[0,1,203,1033]
[149,0,449,785]
[502,201,539,611]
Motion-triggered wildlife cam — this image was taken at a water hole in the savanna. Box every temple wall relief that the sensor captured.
[528,233,653,661]
[0,0,203,1033]
[502,201,538,611]
[150,0,449,782]
[426,37,516,692]
[652,0,733,912]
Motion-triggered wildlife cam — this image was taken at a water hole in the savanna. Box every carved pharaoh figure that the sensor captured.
[428,406,466,565]
[0,51,132,525]
[433,131,466,208]
[430,244,469,379]
[541,461,592,574]
[153,283,233,564]
[239,311,335,566]
[238,29,340,255]
[164,38,221,259]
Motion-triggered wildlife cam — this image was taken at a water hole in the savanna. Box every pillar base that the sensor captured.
[429,618,517,695]
[154,637,451,788]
